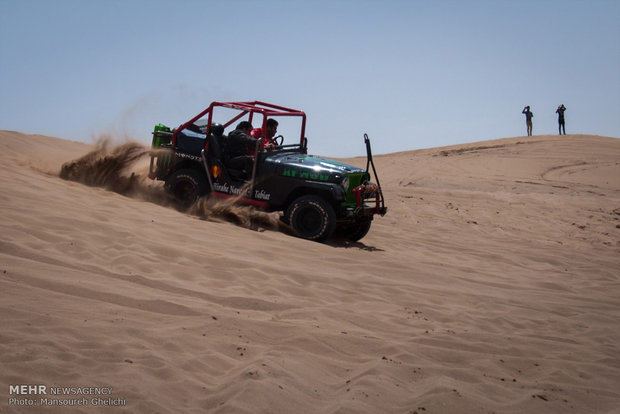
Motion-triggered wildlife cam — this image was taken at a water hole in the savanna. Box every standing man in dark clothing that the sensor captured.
[556,104,566,135]
[225,121,257,179]
[522,106,533,136]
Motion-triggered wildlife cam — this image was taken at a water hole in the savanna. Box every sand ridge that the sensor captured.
[1,130,619,413]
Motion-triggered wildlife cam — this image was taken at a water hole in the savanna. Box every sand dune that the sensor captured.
[1,130,619,413]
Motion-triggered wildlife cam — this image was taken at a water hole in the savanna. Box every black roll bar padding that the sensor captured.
[200,149,215,193]
[363,133,385,211]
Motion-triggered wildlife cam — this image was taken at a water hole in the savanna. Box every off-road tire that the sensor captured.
[165,169,208,209]
[285,195,336,242]
[340,220,372,242]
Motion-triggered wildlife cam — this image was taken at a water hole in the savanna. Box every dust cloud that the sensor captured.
[59,137,282,232]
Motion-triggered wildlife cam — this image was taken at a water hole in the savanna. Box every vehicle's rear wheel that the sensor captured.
[285,195,336,242]
[165,169,208,209]
[340,220,372,242]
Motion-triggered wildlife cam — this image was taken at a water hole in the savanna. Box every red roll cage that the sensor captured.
[172,101,307,147]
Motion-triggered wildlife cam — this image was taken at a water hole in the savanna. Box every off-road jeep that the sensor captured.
[148,101,387,242]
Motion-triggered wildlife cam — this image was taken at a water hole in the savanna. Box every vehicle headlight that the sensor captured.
[340,176,350,191]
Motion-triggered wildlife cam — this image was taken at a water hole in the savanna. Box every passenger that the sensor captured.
[225,121,256,179]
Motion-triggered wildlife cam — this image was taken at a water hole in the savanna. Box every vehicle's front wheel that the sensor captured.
[165,169,208,209]
[285,195,336,242]
[339,220,372,242]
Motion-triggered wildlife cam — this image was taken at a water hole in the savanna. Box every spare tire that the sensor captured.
[285,195,336,242]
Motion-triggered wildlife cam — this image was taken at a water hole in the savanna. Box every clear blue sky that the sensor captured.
[1,0,619,156]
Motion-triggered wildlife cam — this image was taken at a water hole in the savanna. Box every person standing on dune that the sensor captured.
[522,106,533,136]
[556,104,566,135]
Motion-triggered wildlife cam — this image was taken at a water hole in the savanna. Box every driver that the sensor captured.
[265,118,278,145]
[251,118,279,148]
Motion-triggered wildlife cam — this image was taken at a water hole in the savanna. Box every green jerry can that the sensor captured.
[152,124,172,149]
